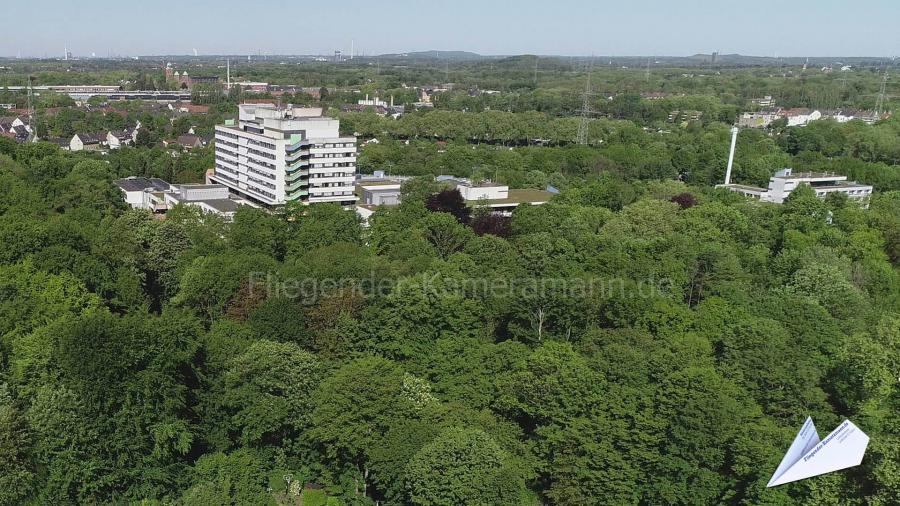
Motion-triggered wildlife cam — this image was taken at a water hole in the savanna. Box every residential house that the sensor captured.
[169,102,210,114]
[667,110,703,123]
[234,82,269,93]
[46,138,71,150]
[341,104,389,116]
[783,108,821,127]
[70,132,106,151]
[750,95,776,108]
[176,134,203,150]
[640,92,671,100]
[1,118,32,141]
[738,108,784,128]
[358,94,388,108]
[107,128,137,149]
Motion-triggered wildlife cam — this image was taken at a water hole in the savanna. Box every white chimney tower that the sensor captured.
[724,126,739,185]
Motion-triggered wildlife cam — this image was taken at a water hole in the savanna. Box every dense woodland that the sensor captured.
[0,57,899,505]
[1,135,899,505]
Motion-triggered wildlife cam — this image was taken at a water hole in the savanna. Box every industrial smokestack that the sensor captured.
[724,126,738,185]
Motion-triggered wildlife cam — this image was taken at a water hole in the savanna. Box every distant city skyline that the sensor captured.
[3,0,899,58]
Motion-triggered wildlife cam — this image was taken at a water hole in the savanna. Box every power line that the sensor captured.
[576,57,594,145]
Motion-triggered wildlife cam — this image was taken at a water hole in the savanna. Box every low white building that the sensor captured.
[358,181,403,206]
[719,168,873,208]
[455,181,510,201]
[445,177,554,213]
[115,177,252,219]
[164,184,245,221]
[115,177,171,211]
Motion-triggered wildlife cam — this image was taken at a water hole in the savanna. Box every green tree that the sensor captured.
[404,427,527,506]
[221,340,322,451]
[0,384,36,506]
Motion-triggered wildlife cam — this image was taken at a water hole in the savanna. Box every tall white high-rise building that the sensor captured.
[212,104,357,206]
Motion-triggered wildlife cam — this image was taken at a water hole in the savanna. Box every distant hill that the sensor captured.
[378,50,485,60]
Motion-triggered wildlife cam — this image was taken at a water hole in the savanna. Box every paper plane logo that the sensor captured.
[767,417,869,487]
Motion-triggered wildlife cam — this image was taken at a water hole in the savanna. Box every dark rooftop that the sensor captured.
[75,132,106,144]
[201,199,240,213]
[116,177,171,192]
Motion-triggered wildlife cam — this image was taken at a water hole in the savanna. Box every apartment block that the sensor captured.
[212,104,358,206]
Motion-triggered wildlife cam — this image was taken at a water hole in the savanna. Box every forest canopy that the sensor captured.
[0,134,898,505]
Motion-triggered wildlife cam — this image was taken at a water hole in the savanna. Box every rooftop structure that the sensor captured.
[212,103,357,206]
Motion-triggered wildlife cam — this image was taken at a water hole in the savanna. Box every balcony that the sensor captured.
[287,188,309,199]
[308,184,355,195]
[308,176,354,185]
[286,157,311,171]
[286,151,312,164]
[285,173,309,186]
[286,179,309,193]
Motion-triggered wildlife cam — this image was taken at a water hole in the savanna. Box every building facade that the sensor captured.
[719,169,873,208]
[115,177,250,220]
[213,104,357,206]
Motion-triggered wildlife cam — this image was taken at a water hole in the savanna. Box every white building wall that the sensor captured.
[459,184,509,201]
[121,190,144,208]
[214,108,357,206]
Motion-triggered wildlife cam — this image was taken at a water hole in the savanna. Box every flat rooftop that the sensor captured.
[812,182,872,190]
[773,171,847,180]
[175,184,228,190]
[720,183,766,192]
[116,177,170,192]
[478,189,555,206]
[358,180,404,188]
[201,199,241,213]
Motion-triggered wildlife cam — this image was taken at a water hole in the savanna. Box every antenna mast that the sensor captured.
[576,56,594,145]
[874,71,889,117]
[27,75,36,141]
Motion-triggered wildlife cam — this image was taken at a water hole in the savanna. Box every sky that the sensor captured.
[3,0,899,58]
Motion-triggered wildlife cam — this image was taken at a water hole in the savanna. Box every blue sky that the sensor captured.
[3,0,899,57]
